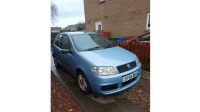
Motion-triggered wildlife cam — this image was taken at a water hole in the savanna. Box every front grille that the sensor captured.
[117,61,136,73]
[100,84,118,91]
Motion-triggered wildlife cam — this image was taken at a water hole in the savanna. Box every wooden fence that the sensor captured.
[113,41,150,71]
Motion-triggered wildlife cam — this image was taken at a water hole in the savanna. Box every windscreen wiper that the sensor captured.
[86,46,102,51]
[104,43,115,48]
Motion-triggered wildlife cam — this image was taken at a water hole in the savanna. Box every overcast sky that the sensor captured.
[51,0,85,28]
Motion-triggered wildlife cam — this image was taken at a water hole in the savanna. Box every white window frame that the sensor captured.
[99,0,105,4]
[95,21,102,31]
[146,13,150,29]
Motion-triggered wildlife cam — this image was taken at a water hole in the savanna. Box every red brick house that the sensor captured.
[84,0,150,37]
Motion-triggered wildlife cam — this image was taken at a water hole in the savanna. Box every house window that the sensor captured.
[95,21,102,31]
[99,0,105,4]
[146,13,150,29]
[98,25,101,30]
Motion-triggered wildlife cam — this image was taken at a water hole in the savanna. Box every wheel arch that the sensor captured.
[76,68,84,77]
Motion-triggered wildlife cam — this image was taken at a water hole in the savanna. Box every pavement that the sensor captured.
[51,57,149,112]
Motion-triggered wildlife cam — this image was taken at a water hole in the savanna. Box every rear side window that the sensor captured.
[60,34,71,49]
[138,34,150,41]
[54,34,62,47]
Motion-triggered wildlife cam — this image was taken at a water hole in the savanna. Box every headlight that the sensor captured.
[135,56,140,65]
[91,66,118,75]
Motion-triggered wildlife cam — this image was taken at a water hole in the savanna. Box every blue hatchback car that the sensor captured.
[52,32,142,95]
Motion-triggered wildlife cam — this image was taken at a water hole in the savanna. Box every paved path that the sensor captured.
[51,58,148,112]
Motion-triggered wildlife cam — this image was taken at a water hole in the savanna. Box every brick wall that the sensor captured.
[84,0,150,36]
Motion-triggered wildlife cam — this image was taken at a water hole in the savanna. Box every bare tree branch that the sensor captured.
[51,1,58,24]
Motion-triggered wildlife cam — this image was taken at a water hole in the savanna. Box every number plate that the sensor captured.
[122,73,136,82]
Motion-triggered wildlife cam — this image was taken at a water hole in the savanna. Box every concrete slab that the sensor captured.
[87,94,116,104]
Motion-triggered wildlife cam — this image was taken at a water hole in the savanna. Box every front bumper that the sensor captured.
[89,64,142,95]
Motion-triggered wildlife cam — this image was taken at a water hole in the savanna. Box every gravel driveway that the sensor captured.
[51,74,84,112]
[51,71,150,112]
[122,86,150,111]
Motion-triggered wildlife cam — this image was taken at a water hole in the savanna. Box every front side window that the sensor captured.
[71,34,114,52]
[60,35,71,49]
[138,33,150,41]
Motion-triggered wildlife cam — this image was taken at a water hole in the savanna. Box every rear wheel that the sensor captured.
[77,71,91,94]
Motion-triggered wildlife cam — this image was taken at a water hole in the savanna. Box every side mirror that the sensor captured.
[61,49,71,54]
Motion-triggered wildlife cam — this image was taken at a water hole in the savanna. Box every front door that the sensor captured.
[59,34,75,73]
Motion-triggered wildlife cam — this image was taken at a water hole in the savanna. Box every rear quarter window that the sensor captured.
[54,34,62,47]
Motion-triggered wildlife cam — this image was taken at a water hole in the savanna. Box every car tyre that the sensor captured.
[77,71,91,94]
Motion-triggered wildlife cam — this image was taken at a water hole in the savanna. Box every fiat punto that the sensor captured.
[52,32,141,95]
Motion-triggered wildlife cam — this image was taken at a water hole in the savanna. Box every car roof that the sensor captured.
[61,31,98,36]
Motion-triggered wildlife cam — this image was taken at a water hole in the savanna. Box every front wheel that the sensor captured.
[77,71,91,94]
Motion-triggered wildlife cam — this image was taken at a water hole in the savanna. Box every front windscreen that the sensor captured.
[71,34,115,52]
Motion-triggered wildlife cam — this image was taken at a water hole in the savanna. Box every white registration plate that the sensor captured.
[122,73,136,82]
